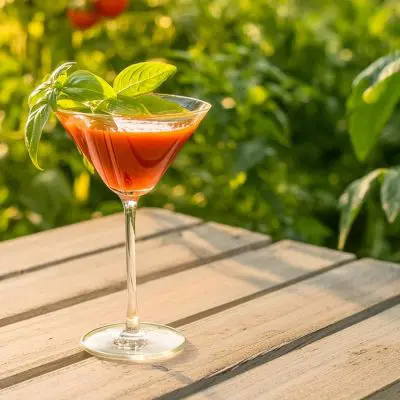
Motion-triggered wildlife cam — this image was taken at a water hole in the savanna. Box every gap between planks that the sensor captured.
[189,301,400,400]
[0,221,204,282]
[0,219,270,324]
[2,258,397,400]
[362,378,400,400]
[169,294,400,400]
[0,209,202,281]
[0,238,270,329]
[0,241,352,389]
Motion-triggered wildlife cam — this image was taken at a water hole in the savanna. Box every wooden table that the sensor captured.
[0,207,399,399]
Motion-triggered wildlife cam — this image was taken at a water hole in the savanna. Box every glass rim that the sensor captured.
[56,93,212,120]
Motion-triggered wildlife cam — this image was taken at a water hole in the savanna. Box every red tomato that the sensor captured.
[67,9,101,29]
[95,0,128,18]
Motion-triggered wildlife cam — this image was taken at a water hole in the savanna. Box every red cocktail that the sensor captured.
[58,111,198,198]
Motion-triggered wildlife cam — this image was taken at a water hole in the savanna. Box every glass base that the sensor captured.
[81,323,185,363]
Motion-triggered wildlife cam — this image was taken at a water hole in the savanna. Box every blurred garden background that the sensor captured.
[0,0,399,259]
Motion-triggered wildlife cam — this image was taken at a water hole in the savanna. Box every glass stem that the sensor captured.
[123,199,140,334]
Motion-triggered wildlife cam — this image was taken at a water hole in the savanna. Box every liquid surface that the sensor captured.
[57,112,198,198]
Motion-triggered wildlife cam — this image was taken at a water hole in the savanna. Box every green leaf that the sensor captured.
[113,62,176,96]
[46,89,58,111]
[62,70,116,102]
[99,94,187,116]
[50,61,75,83]
[381,167,400,223]
[338,169,386,249]
[56,99,92,112]
[25,103,51,170]
[28,82,50,108]
[28,62,75,109]
[348,52,400,161]
[99,96,150,115]
[353,52,399,87]
[135,94,188,114]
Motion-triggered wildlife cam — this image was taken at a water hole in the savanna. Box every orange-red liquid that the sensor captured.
[57,112,197,198]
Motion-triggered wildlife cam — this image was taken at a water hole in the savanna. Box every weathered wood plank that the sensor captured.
[191,303,400,400]
[0,208,199,278]
[0,241,351,385]
[3,258,398,400]
[0,222,268,324]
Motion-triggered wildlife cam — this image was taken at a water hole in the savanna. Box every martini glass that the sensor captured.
[57,94,211,362]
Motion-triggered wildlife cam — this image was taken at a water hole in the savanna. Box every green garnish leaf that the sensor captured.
[46,89,58,111]
[101,94,187,116]
[25,103,51,170]
[28,62,76,108]
[99,96,150,115]
[26,60,183,170]
[113,62,176,97]
[57,99,92,113]
[28,82,50,108]
[135,94,188,115]
[62,70,116,102]
[50,61,76,83]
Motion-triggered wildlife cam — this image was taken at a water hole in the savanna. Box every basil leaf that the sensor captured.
[25,103,51,170]
[46,89,58,111]
[100,96,150,115]
[28,63,75,109]
[50,61,76,83]
[101,94,187,116]
[113,62,176,97]
[28,82,50,108]
[62,70,116,102]
[57,99,92,113]
[135,94,188,114]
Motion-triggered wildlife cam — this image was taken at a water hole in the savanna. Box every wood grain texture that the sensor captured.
[0,208,199,278]
[192,303,400,400]
[4,257,399,400]
[0,222,268,323]
[0,241,350,385]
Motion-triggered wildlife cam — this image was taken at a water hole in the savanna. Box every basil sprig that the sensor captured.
[25,61,185,170]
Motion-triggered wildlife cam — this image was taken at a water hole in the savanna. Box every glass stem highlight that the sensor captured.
[123,199,140,333]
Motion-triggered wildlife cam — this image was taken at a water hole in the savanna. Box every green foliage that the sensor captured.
[339,169,386,250]
[0,0,399,260]
[381,167,400,223]
[348,52,400,161]
[339,52,400,249]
